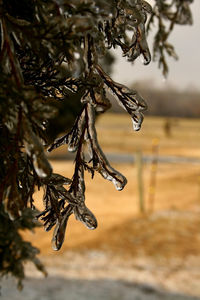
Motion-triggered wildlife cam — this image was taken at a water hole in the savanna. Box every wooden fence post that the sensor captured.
[148,138,159,213]
[136,150,145,213]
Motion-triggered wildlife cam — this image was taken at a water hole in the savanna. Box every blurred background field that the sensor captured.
[10,113,200,299]
[29,113,200,253]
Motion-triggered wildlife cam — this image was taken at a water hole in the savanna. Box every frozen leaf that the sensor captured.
[73,203,97,230]
[96,64,147,131]
[48,107,86,153]
[86,103,127,190]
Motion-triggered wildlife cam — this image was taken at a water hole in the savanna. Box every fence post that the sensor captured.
[148,138,159,213]
[136,150,145,213]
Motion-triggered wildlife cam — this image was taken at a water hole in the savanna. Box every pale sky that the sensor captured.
[112,1,200,91]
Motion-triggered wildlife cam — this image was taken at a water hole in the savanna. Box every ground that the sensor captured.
[2,114,200,299]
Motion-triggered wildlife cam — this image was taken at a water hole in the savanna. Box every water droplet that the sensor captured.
[74,52,80,59]
[131,112,144,131]
[141,51,151,65]
[132,119,141,131]
[68,144,77,152]
[112,178,124,191]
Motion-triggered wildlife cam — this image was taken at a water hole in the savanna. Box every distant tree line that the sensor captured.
[110,83,200,118]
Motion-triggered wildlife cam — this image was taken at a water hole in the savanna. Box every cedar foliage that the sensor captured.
[0,0,193,288]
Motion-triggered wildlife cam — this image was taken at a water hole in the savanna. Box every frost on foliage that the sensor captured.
[0,1,194,281]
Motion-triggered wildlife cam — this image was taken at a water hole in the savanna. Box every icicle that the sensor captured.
[86,103,127,191]
[52,218,67,251]
[51,208,72,250]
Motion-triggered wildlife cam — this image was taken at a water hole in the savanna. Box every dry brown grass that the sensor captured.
[96,114,200,157]
[23,114,200,261]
